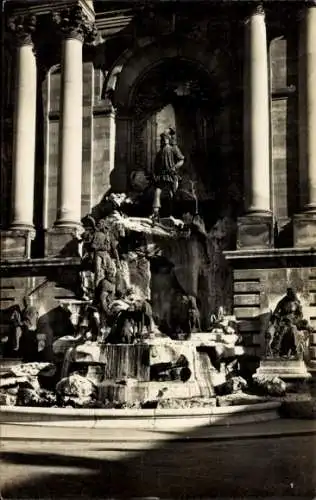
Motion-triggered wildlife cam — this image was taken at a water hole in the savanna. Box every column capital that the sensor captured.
[297,1,316,22]
[244,2,265,24]
[52,5,97,44]
[251,2,265,16]
[7,14,36,47]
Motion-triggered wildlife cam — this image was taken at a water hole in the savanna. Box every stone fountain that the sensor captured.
[46,120,246,409]
[52,200,245,409]
[2,128,312,420]
[0,127,251,414]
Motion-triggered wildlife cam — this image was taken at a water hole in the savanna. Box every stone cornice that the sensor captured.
[7,14,37,46]
[52,5,97,43]
[95,10,134,38]
[224,247,316,269]
[0,257,82,275]
[10,0,95,22]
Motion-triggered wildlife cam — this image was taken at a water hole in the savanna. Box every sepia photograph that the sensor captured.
[0,0,315,498]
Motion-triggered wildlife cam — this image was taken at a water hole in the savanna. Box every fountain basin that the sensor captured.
[0,401,281,430]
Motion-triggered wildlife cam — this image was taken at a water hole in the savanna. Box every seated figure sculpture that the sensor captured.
[152,127,185,221]
[106,286,155,344]
[265,288,312,359]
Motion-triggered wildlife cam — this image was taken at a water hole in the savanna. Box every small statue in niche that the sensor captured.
[265,288,313,359]
[152,128,185,221]
[187,295,201,333]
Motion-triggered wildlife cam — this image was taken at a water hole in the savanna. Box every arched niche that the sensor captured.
[130,58,218,204]
[106,36,230,200]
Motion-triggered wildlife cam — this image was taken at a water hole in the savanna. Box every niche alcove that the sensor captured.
[102,39,241,322]
[127,58,226,222]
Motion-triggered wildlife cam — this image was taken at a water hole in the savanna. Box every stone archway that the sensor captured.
[105,36,238,319]
[105,36,231,207]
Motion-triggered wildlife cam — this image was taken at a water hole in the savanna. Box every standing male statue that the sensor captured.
[152,127,185,220]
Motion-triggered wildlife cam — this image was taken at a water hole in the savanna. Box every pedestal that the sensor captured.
[237,214,274,249]
[256,358,311,387]
[45,227,81,257]
[293,212,316,248]
[0,229,35,260]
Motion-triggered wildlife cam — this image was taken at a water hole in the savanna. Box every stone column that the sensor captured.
[56,35,83,227]
[294,1,316,247]
[11,17,37,229]
[237,3,273,249]
[46,6,96,256]
[1,15,37,259]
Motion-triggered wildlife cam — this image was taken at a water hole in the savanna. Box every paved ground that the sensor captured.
[1,420,316,499]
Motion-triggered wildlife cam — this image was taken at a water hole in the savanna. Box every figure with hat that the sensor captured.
[152,127,185,221]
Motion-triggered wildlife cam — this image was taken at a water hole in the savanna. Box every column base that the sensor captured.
[45,226,82,257]
[0,228,36,260]
[293,211,316,248]
[237,213,274,249]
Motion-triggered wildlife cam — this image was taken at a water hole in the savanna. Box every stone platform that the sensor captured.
[256,358,311,380]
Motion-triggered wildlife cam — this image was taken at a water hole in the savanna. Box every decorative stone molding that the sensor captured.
[52,5,97,43]
[7,14,36,46]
